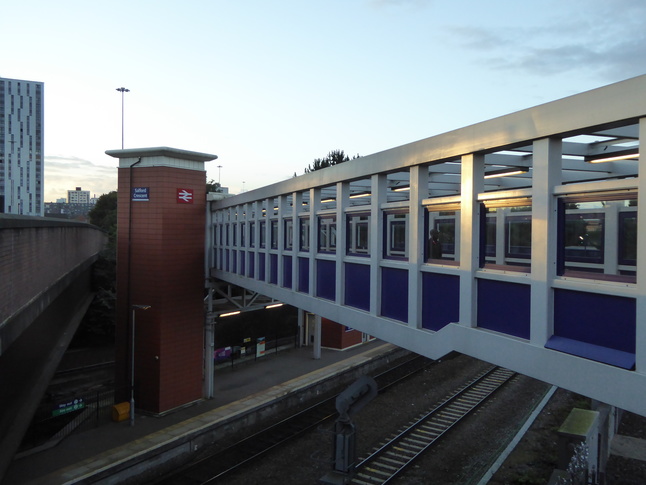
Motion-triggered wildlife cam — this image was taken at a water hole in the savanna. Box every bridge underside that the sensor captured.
[0,259,98,480]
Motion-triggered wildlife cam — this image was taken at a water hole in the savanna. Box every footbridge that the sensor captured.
[209,75,646,418]
[0,215,106,478]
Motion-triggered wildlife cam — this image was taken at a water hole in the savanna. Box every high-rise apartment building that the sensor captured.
[68,187,90,204]
[0,77,44,215]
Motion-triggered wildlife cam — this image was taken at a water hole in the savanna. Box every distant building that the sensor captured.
[0,77,44,215]
[68,187,90,204]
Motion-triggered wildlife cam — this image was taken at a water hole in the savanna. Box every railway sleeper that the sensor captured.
[352,473,384,485]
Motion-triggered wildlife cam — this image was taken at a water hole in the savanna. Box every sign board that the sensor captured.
[52,398,85,417]
[131,187,150,201]
[256,337,266,358]
[214,346,232,363]
[177,188,194,204]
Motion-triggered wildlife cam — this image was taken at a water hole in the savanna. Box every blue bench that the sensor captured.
[545,335,635,370]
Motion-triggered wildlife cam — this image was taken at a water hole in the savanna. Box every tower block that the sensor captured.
[107,147,217,414]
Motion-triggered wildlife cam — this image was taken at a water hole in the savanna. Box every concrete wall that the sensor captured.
[0,215,107,354]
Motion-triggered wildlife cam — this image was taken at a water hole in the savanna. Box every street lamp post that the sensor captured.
[130,304,151,427]
[116,87,130,149]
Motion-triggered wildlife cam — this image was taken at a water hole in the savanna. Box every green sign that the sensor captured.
[52,398,85,417]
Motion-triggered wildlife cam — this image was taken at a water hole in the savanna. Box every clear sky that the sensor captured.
[2,0,645,202]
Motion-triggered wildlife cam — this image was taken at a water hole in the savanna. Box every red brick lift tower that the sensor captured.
[106,147,217,415]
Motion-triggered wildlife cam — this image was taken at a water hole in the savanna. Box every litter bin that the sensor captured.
[112,402,130,422]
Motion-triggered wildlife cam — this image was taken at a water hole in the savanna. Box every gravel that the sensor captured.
[215,352,646,484]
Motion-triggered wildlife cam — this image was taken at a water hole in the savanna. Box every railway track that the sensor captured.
[348,366,516,484]
[152,354,432,484]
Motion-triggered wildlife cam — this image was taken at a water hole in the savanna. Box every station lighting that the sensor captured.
[219,310,241,317]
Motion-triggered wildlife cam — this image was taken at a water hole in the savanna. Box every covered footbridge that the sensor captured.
[209,75,646,419]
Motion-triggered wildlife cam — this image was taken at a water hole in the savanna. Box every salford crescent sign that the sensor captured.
[177,188,194,204]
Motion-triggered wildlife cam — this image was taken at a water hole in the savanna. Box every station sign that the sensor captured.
[256,337,266,358]
[131,187,150,201]
[52,397,85,417]
[177,188,194,204]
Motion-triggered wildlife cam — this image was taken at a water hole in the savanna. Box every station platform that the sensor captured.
[3,340,398,485]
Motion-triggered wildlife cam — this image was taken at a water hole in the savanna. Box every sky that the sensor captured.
[2,0,645,202]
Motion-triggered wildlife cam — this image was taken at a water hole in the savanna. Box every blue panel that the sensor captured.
[316,259,336,301]
[231,250,237,273]
[240,251,245,276]
[283,255,293,289]
[546,336,635,369]
[477,280,530,339]
[554,289,635,353]
[258,253,266,281]
[345,262,370,311]
[422,272,459,331]
[248,252,255,278]
[298,257,309,293]
[269,254,278,284]
[225,250,229,272]
[381,267,408,323]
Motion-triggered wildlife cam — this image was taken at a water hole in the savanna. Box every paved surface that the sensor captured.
[3,340,394,485]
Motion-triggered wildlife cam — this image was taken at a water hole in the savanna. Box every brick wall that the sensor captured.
[116,166,206,414]
[321,318,364,350]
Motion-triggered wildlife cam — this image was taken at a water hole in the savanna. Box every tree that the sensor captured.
[304,149,359,173]
[88,191,117,250]
[206,179,222,193]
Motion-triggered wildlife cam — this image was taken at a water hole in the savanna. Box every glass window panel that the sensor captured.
[482,204,531,271]
[285,219,294,250]
[300,218,310,252]
[347,213,370,256]
[270,220,278,249]
[385,212,408,259]
[426,210,459,263]
[318,216,337,253]
[559,196,636,282]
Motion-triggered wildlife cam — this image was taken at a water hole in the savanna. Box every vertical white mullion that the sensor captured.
[277,195,286,287]
[495,209,506,265]
[635,117,646,371]
[530,137,561,346]
[253,201,260,279]
[459,153,485,327]
[292,191,300,290]
[604,202,620,276]
[408,166,427,328]
[309,188,320,296]
[370,174,387,315]
[263,198,270,281]
[336,182,349,305]
[242,203,249,275]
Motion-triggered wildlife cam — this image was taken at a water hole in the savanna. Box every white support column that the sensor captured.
[309,188,320,296]
[252,201,260,279]
[459,153,485,327]
[408,165,427,328]
[263,198,271,281]
[204,287,214,399]
[292,191,301,290]
[277,195,287,287]
[531,137,562,346]
[369,174,387,315]
[313,314,322,360]
[336,182,349,305]
[635,117,646,372]
[297,308,305,347]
